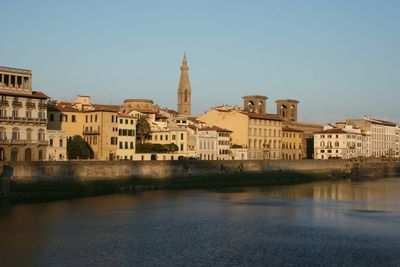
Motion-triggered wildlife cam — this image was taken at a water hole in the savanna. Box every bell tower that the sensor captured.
[177,52,191,115]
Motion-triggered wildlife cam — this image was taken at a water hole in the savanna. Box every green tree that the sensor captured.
[136,116,151,144]
[67,135,94,160]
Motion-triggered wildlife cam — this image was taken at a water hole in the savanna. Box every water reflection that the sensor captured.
[1,177,400,266]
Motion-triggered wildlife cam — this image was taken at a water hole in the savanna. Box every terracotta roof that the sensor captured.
[118,113,137,119]
[48,102,78,112]
[91,104,120,112]
[245,112,283,121]
[282,126,303,132]
[367,118,397,127]
[133,108,158,114]
[315,128,347,134]
[199,126,233,133]
[0,90,48,99]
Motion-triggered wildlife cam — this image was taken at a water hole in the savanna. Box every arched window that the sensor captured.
[24,148,32,161]
[335,141,340,147]
[184,90,188,102]
[38,150,43,161]
[11,147,18,161]
[320,141,325,147]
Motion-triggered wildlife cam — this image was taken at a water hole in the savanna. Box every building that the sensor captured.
[282,126,303,160]
[47,130,67,161]
[314,125,362,160]
[177,52,191,116]
[116,114,137,160]
[0,66,48,161]
[346,117,398,158]
[199,95,283,160]
[48,96,120,160]
[275,99,322,159]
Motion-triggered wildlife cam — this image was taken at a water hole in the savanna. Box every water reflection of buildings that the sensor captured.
[313,180,400,202]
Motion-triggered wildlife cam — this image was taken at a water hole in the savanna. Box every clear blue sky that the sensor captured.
[1,0,399,123]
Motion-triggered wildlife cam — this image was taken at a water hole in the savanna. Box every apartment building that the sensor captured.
[0,66,48,161]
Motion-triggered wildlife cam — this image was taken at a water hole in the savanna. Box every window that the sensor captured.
[131,120,134,125]
[119,142,123,149]
[125,142,128,149]
[38,111,45,119]
[12,109,18,118]
[120,119,123,124]
[86,115,88,123]
[49,113,54,121]
[95,114,97,123]
[130,142,134,149]
[50,139,53,147]
[72,115,76,122]
[12,128,20,140]
[125,119,128,124]
[181,133,184,140]
[26,129,32,140]
[0,128,6,140]
[26,110,32,118]
[180,144,184,151]
[0,109,6,117]
[60,139,63,147]
[172,134,176,140]
[38,130,45,141]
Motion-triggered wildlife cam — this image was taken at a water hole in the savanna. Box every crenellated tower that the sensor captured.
[177,52,191,115]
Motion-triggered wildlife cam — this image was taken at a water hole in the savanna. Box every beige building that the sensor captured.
[199,95,283,160]
[0,66,48,161]
[116,114,137,160]
[48,96,120,160]
[282,126,303,160]
[47,130,67,161]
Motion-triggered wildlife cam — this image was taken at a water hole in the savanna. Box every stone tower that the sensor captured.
[177,52,191,115]
[275,99,299,122]
[242,95,268,114]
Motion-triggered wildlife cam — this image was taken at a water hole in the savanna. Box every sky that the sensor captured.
[1,0,399,124]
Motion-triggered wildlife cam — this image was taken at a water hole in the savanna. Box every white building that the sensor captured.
[47,130,67,161]
[314,125,362,160]
[0,66,48,161]
[346,117,399,158]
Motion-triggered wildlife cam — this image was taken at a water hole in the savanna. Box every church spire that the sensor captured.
[177,52,191,115]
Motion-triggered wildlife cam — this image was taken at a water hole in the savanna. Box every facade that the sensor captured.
[346,117,398,158]
[0,66,48,161]
[177,53,191,115]
[282,126,303,160]
[47,130,67,161]
[116,114,137,160]
[314,125,362,160]
[199,96,283,160]
[197,128,217,160]
[48,96,120,160]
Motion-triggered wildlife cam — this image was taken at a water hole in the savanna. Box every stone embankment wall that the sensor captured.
[0,159,399,184]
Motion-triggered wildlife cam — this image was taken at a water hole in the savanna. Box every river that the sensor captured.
[1,177,400,266]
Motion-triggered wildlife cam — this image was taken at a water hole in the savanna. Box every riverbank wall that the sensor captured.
[1,159,400,200]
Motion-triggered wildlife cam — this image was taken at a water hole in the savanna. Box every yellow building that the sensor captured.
[48,96,120,160]
[198,102,283,160]
[282,126,303,160]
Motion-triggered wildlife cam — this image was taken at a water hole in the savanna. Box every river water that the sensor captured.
[1,178,400,267]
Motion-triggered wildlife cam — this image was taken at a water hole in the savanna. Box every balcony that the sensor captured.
[83,129,100,135]
[0,116,47,124]
[0,100,9,107]
[26,102,36,109]
[12,101,22,108]
[38,103,47,109]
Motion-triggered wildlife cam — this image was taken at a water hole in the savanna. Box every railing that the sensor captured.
[26,102,36,109]
[0,100,8,107]
[83,129,100,135]
[38,103,47,109]
[0,116,47,123]
[12,101,22,108]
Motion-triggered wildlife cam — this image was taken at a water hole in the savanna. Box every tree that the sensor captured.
[136,116,151,144]
[67,135,94,160]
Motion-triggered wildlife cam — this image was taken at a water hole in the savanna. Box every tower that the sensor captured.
[177,52,191,115]
[242,95,267,114]
[275,99,299,122]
